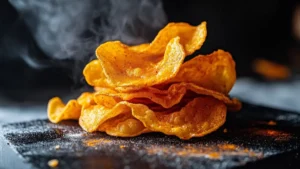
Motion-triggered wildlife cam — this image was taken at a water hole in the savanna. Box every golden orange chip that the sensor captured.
[104,49,236,93]
[94,82,241,112]
[129,43,150,52]
[95,37,185,88]
[128,22,207,56]
[86,22,207,88]
[166,49,236,94]
[77,92,95,108]
[80,96,149,137]
[83,60,112,88]
[253,59,291,80]
[99,114,149,137]
[132,96,227,140]
[78,95,226,139]
[79,94,150,136]
[47,97,81,123]
[79,102,131,132]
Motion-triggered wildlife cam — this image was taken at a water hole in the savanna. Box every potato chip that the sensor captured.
[78,95,226,139]
[95,37,185,87]
[94,82,241,111]
[78,95,149,136]
[99,114,149,137]
[93,93,126,108]
[77,92,95,108]
[84,61,147,90]
[129,43,149,52]
[48,97,81,123]
[83,60,112,88]
[101,49,236,93]
[166,49,236,94]
[89,22,207,88]
[132,96,227,140]
[85,22,207,89]
[79,100,133,132]
[128,22,207,55]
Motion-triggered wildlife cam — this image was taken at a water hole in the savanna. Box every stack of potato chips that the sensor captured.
[48,22,241,140]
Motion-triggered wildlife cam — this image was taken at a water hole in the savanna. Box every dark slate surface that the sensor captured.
[1,103,300,169]
[230,77,300,112]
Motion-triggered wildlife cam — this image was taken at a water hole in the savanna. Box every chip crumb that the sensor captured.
[218,144,237,150]
[207,152,221,159]
[55,145,60,150]
[84,138,112,147]
[223,128,228,133]
[120,145,126,149]
[267,120,277,126]
[48,159,59,168]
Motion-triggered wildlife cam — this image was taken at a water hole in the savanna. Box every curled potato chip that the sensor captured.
[48,97,81,123]
[89,22,207,88]
[77,92,95,108]
[95,37,185,87]
[132,96,226,140]
[94,82,241,112]
[129,43,149,52]
[83,60,112,88]
[166,49,236,94]
[84,61,140,90]
[100,49,236,93]
[99,113,149,137]
[78,95,226,139]
[79,95,149,136]
[128,22,207,55]
[79,102,131,132]
[93,94,120,108]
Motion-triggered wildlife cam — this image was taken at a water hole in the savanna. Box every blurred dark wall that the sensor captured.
[0,1,74,92]
[163,0,298,76]
[0,0,298,99]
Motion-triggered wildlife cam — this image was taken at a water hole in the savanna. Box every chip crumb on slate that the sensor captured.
[268,120,277,126]
[48,159,59,168]
[55,145,60,150]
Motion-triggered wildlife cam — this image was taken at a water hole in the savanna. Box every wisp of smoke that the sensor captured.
[9,0,167,83]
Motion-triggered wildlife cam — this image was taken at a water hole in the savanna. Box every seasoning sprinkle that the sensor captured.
[55,145,60,150]
[48,159,59,168]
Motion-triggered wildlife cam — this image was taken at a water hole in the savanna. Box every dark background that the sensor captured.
[1,2,300,169]
[164,0,298,72]
[0,0,299,103]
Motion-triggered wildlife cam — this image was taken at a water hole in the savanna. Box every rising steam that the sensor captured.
[9,0,167,81]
